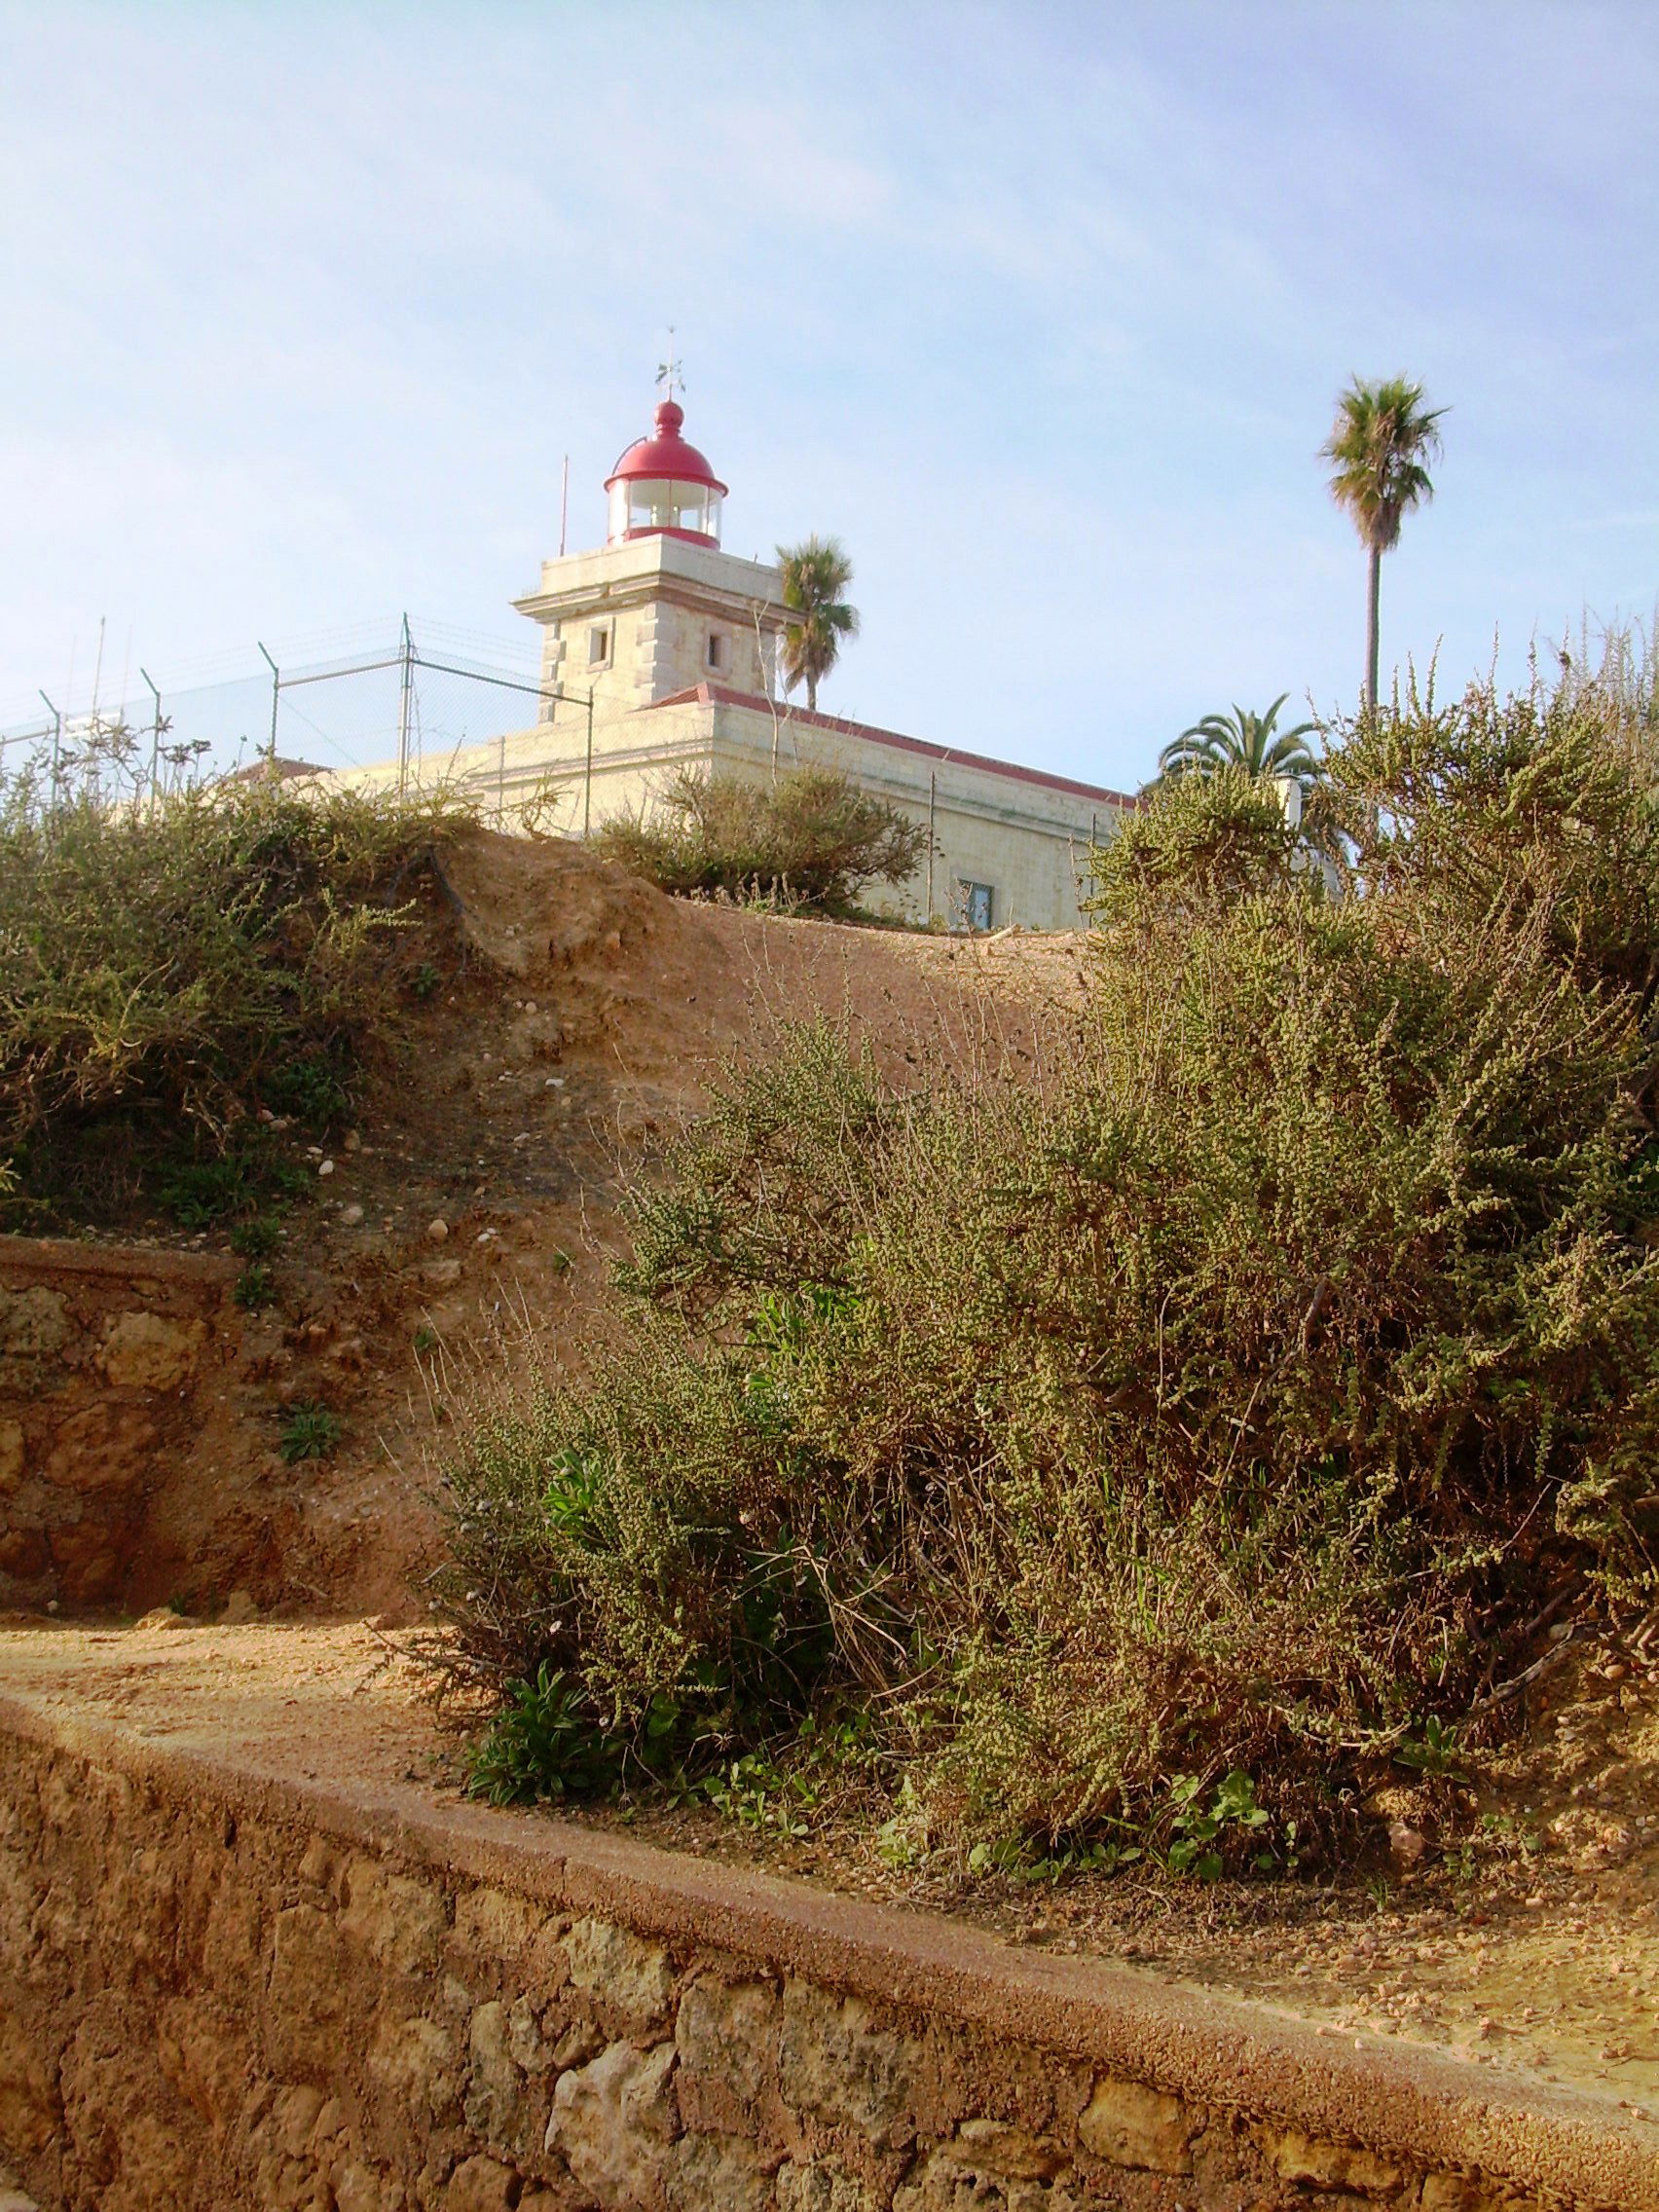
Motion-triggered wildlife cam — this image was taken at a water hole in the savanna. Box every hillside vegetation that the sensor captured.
[442,682,1659,1873]
[0,774,465,1227]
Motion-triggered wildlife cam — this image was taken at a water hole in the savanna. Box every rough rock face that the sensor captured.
[0,1240,238,1611]
[0,1731,1557,2212]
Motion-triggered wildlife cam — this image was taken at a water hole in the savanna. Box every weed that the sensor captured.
[278,1400,343,1463]
[464,1664,624,1806]
[1164,1771,1274,1880]
[1395,1715,1463,1778]
[233,1263,277,1311]
[413,1325,438,1354]
[412,960,441,1001]
[230,1213,282,1260]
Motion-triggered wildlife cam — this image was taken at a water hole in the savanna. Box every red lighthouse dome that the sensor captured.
[605,399,728,548]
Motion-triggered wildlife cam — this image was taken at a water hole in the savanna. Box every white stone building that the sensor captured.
[377,398,1134,929]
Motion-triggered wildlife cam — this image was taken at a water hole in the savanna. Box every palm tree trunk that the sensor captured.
[806,673,818,712]
[1364,542,1382,713]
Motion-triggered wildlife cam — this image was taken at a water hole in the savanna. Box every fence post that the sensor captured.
[256,643,279,761]
[397,612,414,797]
[592,689,606,835]
[926,770,937,922]
[140,668,163,814]
[39,691,61,813]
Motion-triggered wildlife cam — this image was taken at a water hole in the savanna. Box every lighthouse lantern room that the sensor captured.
[605,399,728,548]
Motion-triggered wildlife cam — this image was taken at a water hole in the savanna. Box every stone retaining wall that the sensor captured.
[0,1238,240,1611]
[0,1704,1650,2212]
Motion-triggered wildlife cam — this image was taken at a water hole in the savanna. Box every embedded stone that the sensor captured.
[0,2011,60,2155]
[44,1402,157,1493]
[895,2141,1082,2212]
[341,1855,447,1974]
[776,2164,884,2212]
[97,1309,205,1389]
[778,1978,923,2148]
[565,1916,674,2029]
[446,2155,521,2212]
[1264,2128,1402,2194]
[1078,2077,1193,2174]
[0,1287,72,1387]
[545,2039,679,2209]
[0,1419,24,1492]
[367,2013,461,2122]
[667,2128,776,2212]
[675,1976,778,2109]
[464,2002,524,2151]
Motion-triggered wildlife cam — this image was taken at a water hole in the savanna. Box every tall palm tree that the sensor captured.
[1158,695,1320,786]
[1320,376,1447,712]
[776,535,859,712]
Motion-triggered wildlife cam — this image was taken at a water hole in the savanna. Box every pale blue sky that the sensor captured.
[2,1,1655,790]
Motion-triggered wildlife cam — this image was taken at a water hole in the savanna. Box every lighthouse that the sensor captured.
[514,396,792,719]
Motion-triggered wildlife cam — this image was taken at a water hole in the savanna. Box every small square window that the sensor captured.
[587,625,610,669]
[959,880,994,932]
[707,633,725,671]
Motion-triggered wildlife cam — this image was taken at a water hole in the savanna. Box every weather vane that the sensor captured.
[655,327,683,404]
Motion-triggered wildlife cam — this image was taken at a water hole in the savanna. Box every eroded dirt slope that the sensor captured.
[57,829,1087,1623]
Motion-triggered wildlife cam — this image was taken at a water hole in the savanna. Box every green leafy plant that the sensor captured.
[412,960,441,1001]
[464,1664,626,1806]
[230,1213,281,1260]
[1163,1771,1273,1880]
[413,1325,438,1354]
[233,1262,276,1311]
[278,1399,343,1463]
[0,772,467,1227]
[1395,1715,1463,1777]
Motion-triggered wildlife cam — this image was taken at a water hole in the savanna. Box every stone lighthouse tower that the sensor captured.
[513,397,793,722]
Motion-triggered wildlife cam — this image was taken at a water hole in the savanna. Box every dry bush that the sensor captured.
[0,769,469,1222]
[595,766,928,914]
[440,685,1659,1864]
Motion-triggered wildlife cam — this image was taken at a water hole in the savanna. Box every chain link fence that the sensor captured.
[0,618,625,830]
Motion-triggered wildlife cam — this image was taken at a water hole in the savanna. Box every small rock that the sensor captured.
[134,1606,195,1632]
[427,1218,450,1243]
[1388,1818,1428,1867]
[339,1203,365,1227]
[344,1129,362,1152]
[221,1589,259,1626]
[317,1158,335,1177]
[423,1259,462,1289]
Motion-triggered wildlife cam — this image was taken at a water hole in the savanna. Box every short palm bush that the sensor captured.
[439,682,1659,1866]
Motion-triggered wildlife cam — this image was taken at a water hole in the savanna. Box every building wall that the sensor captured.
[339,689,1121,931]
[709,702,1119,930]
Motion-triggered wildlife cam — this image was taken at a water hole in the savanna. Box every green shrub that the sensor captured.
[595,767,929,914]
[438,683,1659,1868]
[278,1400,343,1462]
[233,1262,277,1311]
[0,773,468,1223]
